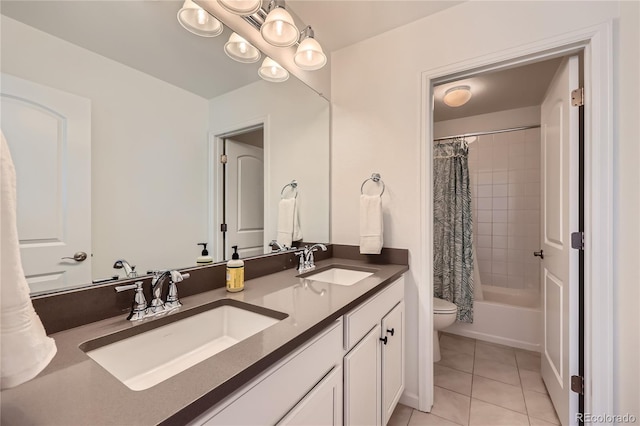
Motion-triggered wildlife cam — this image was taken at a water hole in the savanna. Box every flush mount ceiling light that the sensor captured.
[177,0,223,37]
[224,32,261,63]
[218,0,262,16]
[258,57,289,82]
[260,1,299,47]
[443,85,472,107]
[294,26,327,71]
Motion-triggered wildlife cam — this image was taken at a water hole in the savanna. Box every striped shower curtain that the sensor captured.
[433,138,474,323]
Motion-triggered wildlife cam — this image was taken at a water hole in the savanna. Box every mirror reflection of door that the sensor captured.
[222,127,264,260]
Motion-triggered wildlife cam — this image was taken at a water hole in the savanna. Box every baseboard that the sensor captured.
[445,328,540,352]
[399,390,420,411]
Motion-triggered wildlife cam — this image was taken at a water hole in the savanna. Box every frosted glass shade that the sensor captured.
[177,0,223,37]
[443,86,472,107]
[260,7,299,47]
[218,0,262,15]
[294,37,327,70]
[224,33,261,63]
[258,57,289,82]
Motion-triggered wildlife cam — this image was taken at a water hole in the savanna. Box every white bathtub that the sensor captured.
[445,285,541,352]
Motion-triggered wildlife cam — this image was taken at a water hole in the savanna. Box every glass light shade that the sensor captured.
[258,57,289,82]
[218,0,262,15]
[443,86,472,107]
[177,0,223,37]
[260,7,299,47]
[224,33,261,63]
[294,37,327,70]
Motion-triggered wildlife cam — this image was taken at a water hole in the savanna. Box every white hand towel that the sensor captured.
[359,194,383,254]
[1,130,57,389]
[277,198,302,247]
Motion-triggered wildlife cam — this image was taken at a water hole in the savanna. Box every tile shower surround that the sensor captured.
[468,128,542,291]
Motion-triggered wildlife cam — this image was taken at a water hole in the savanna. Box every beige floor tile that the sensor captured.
[475,342,517,367]
[469,398,529,425]
[473,357,521,386]
[435,364,473,396]
[529,416,561,425]
[409,410,463,426]
[431,386,471,426]
[515,349,541,372]
[471,375,527,413]
[523,389,560,424]
[440,333,476,356]
[519,368,547,394]
[437,348,475,374]
[389,403,414,426]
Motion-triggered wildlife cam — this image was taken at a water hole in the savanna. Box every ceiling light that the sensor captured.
[443,85,472,107]
[260,2,299,47]
[294,26,326,71]
[177,0,223,37]
[224,32,261,63]
[258,57,289,82]
[218,0,262,16]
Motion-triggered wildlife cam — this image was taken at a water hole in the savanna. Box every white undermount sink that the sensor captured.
[81,300,287,391]
[302,267,375,286]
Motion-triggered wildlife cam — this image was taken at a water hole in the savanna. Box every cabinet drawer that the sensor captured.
[193,320,343,425]
[343,276,404,351]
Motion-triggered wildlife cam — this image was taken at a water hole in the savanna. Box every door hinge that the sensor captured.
[571,231,585,250]
[220,154,228,164]
[571,375,584,395]
[571,87,584,107]
[220,223,227,232]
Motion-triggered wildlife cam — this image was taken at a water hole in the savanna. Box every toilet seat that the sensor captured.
[434,297,457,314]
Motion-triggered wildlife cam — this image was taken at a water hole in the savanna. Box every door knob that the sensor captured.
[61,251,88,262]
[533,250,544,259]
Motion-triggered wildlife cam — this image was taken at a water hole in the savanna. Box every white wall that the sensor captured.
[209,79,330,249]
[1,16,210,279]
[331,0,638,413]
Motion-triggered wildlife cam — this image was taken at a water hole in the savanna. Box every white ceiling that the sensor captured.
[2,1,561,118]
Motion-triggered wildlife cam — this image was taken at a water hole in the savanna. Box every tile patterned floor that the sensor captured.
[389,333,560,426]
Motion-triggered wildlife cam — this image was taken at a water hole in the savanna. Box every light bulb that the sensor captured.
[196,9,207,25]
[239,42,247,54]
[275,21,283,36]
[224,32,260,63]
[294,34,327,71]
[259,57,289,82]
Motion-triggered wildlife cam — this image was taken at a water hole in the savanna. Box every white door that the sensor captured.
[1,74,91,293]
[225,139,264,259]
[540,56,579,425]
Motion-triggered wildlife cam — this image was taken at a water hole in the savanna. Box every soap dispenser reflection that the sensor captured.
[197,243,213,265]
[226,245,244,292]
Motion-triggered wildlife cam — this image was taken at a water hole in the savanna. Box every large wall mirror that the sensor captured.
[0,1,330,295]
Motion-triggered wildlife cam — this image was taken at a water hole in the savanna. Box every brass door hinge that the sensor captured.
[571,87,584,107]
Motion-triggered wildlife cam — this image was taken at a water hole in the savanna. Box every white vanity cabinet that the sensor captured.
[343,277,405,426]
[190,320,343,426]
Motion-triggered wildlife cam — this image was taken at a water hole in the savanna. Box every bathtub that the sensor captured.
[445,285,541,352]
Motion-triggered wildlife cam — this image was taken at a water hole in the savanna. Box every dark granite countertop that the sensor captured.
[0,258,408,426]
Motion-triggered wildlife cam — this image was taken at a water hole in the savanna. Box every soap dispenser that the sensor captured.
[226,245,244,292]
[197,243,213,265]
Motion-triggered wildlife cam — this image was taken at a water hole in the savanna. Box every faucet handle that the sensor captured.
[165,271,190,310]
[115,281,147,321]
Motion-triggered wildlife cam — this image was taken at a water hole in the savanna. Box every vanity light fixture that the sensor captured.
[294,26,327,70]
[443,85,472,107]
[177,0,223,37]
[217,0,262,16]
[225,32,261,63]
[258,57,289,82]
[260,0,299,47]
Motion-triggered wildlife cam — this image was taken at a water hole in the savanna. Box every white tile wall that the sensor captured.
[469,128,541,291]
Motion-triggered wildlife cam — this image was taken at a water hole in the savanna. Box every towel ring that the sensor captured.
[360,173,385,196]
[281,180,298,199]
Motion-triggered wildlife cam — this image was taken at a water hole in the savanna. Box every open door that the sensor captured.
[539,55,580,425]
[1,74,92,293]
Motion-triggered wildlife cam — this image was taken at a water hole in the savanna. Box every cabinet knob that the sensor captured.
[386,328,395,336]
[379,336,388,345]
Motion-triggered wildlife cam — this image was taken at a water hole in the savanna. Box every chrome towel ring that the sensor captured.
[361,173,385,196]
[281,180,298,199]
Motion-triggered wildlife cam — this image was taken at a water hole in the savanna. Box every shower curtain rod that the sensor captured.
[433,124,541,142]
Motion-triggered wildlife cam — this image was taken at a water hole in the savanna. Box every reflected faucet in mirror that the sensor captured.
[113,259,138,278]
[269,240,296,252]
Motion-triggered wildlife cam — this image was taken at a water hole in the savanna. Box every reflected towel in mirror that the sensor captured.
[277,198,302,247]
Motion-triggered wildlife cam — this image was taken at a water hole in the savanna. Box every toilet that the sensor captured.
[433,297,458,362]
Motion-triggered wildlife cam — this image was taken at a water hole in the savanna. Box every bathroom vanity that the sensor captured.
[0,250,408,425]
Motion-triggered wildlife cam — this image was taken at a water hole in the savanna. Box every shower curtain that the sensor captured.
[433,138,474,322]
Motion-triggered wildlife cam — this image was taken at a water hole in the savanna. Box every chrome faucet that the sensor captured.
[295,244,328,273]
[269,240,287,252]
[113,259,138,278]
[305,244,327,270]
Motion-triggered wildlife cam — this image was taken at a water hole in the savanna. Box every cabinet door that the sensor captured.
[278,366,342,426]
[381,302,404,425]
[344,325,381,426]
